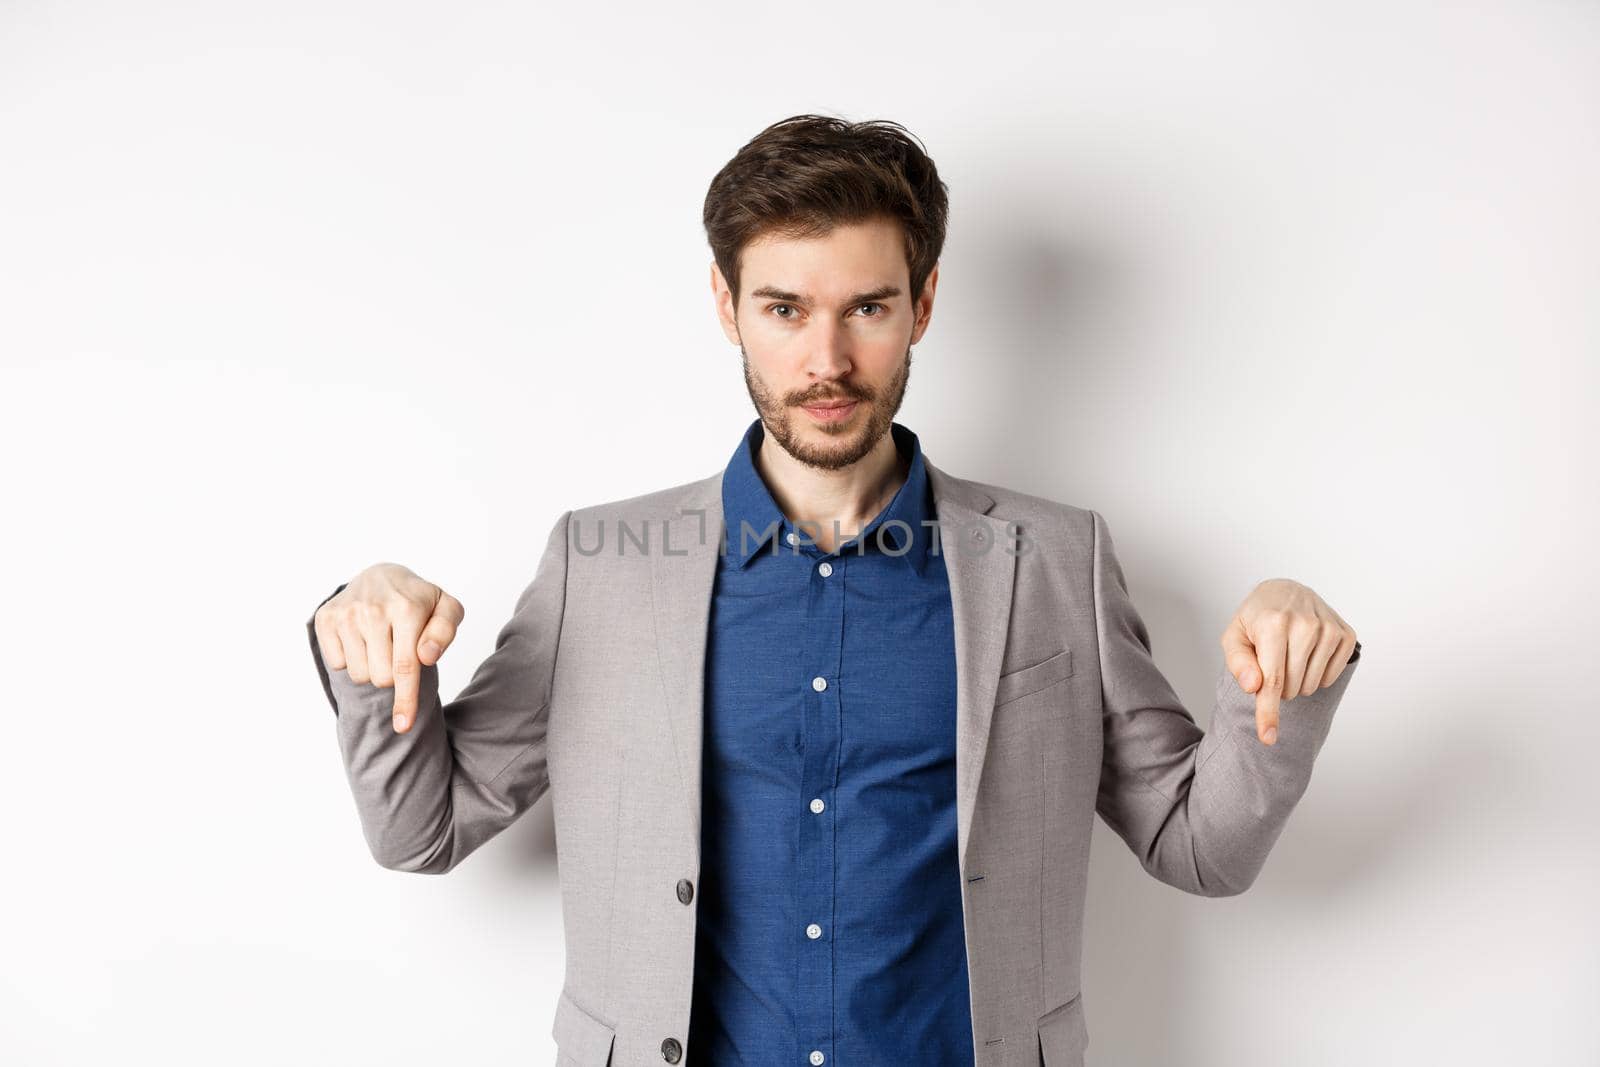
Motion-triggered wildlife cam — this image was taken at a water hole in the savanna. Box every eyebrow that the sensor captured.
[748,284,903,308]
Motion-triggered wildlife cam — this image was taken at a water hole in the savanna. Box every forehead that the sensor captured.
[740,216,908,294]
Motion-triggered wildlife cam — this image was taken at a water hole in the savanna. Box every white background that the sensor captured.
[1,1,1595,1064]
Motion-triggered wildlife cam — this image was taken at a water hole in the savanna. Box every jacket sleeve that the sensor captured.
[305,509,572,874]
[1089,508,1361,897]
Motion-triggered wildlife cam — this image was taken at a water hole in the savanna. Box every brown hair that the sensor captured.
[702,113,950,309]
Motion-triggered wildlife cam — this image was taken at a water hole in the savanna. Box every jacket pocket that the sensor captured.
[994,648,1074,706]
[1037,990,1088,1067]
[552,986,617,1067]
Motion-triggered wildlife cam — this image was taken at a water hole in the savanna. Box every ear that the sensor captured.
[909,261,939,345]
[710,260,741,345]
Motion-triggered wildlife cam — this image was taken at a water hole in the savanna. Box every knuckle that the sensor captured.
[386,592,421,616]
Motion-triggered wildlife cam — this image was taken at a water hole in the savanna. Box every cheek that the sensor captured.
[738,312,793,348]
[858,337,909,372]
[740,345,798,394]
[746,334,821,381]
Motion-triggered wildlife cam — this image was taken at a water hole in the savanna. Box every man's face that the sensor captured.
[712,215,938,472]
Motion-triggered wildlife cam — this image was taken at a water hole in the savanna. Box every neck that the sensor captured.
[755,427,908,554]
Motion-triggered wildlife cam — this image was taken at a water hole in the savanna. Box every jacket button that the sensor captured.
[676,878,694,905]
[661,1036,683,1062]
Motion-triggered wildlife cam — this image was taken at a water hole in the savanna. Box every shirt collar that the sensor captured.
[720,416,934,576]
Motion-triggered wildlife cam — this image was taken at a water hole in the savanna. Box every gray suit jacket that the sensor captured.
[307,457,1361,1067]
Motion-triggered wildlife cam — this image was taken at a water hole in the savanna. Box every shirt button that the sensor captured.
[676,878,694,905]
[806,922,822,939]
[809,798,825,813]
[785,531,798,545]
[811,676,827,692]
[810,1051,826,1065]
[661,1036,683,1062]
[817,561,833,577]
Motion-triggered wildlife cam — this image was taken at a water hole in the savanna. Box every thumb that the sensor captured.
[1220,616,1260,692]
[417,590,465,666]
[416,615,457,666]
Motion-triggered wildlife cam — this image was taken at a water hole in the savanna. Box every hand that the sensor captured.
[311,563,466,734]
[1219,578,1358,746]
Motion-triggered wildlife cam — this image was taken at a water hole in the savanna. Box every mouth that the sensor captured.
[800,399,860,423]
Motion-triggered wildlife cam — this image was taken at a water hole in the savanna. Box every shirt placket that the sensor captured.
[796,531,844,1067]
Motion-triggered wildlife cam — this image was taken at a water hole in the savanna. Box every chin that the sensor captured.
[807,419,862,438]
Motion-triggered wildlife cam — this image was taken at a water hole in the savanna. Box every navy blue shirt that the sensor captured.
[688,417,976,1066]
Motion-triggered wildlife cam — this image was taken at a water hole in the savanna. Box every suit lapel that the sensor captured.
[649,458,1013,874]
[924,459,1013,870]
[649,475,723,868]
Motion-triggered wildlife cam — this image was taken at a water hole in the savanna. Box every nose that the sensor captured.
[803,317,853,384]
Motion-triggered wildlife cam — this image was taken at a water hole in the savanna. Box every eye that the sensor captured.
[856,303,884,317]
[769,304,797,319]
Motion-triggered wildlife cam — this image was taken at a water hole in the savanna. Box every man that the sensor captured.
[307,114,1362,1067]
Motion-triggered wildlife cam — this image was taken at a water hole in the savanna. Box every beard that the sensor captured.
[739,342,913,472]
